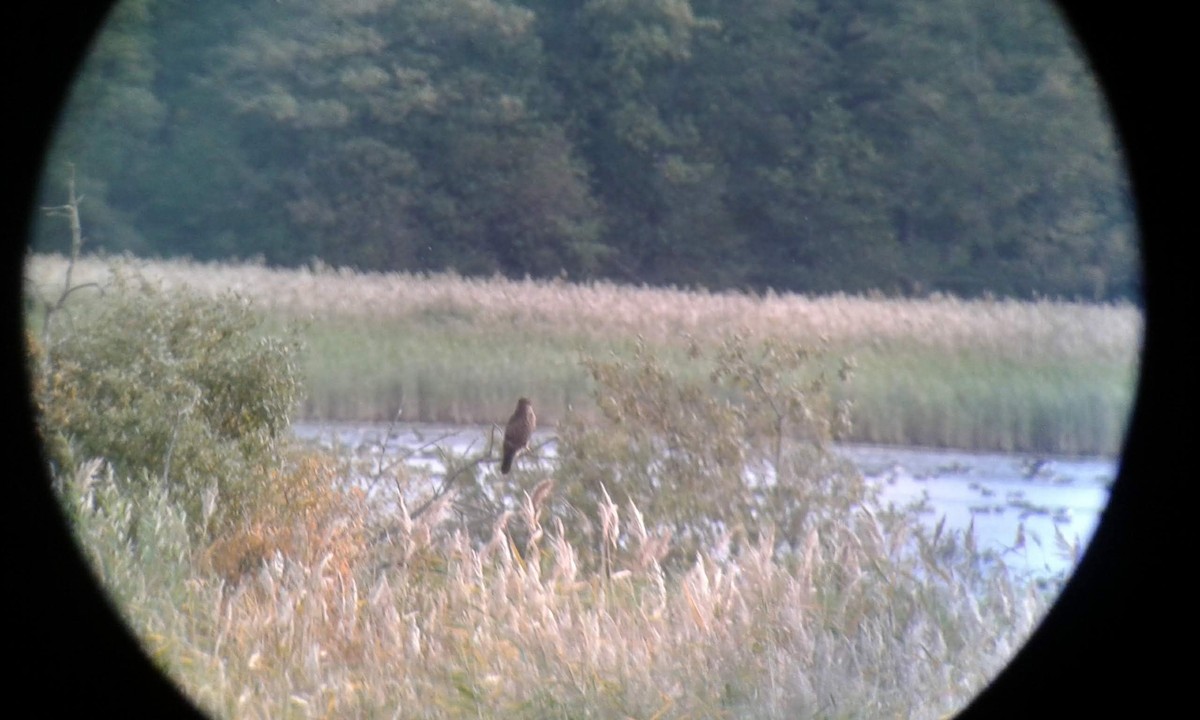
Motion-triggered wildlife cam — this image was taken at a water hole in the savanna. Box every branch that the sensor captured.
[407,431,555,521]
[38,162,100,353]
[409,426,499,520]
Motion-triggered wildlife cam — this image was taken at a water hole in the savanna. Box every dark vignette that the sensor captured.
[3,2,1180,716]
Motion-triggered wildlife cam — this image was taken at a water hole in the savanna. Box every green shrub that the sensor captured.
[555,335,867,565]
[31,270,303,538]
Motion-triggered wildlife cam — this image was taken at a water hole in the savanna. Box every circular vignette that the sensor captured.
[4,2,1181,717]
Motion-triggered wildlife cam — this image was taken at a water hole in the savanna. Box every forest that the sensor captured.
[33,0,1138,301]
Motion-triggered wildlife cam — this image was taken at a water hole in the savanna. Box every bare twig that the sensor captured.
[36,162,102,354]
[373,406,405,480]
[409,428,498,520]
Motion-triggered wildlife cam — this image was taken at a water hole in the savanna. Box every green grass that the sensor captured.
[292,316,597,423]
[292,314,1137,455]
[846,346,1136,454]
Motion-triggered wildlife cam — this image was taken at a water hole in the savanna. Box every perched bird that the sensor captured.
[501,397,535,474]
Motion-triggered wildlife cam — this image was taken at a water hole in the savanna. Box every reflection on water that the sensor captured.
[294,423,1114,581]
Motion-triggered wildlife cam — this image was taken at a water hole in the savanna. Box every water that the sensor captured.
[293,422,1115,580]
[834,444,1113,580]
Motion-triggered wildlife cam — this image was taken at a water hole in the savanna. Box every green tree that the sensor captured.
[210,0,607,276]
[35,0,165,254]
[845,0,1137,298]
[31,0,1138,300]
[530,0,741,284]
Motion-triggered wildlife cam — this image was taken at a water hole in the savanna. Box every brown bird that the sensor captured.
[501,397,535,474]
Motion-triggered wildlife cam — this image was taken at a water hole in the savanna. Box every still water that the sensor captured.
[836,443,1112,580]
[294,422,1114,581]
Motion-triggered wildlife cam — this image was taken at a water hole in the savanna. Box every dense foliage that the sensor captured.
[34,0,1136,300]
[30,271,303,537]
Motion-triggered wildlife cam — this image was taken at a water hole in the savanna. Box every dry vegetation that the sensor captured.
[25,253,1141,455]
[29,256,1075,719]
[63,456,1042,720]
[25,253,1139,361]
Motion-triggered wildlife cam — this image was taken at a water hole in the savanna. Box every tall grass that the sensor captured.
[33,265,1063,719]
[24,253,1141,454]
[60,455,1046,719]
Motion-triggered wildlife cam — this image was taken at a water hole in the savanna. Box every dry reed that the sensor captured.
[23,253,1141,454]
[63,456,1043,719]
[24,253,1140,363]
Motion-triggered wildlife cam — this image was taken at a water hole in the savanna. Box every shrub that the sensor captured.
[201,447,368,586]
[31,269,303,538]
[554,335,866,565]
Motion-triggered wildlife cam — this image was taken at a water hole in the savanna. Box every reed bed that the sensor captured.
[63,456,1046,719]
[24,253,1142,454]
[23,254,1140,360]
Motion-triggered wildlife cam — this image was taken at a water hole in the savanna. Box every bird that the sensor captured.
[501,397,535,474]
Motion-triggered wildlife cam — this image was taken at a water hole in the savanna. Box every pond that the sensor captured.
[293,422,1115,582]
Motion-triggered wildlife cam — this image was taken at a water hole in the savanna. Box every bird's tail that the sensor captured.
[501,452,513,474]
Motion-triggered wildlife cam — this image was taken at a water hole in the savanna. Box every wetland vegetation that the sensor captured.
[24,255,1131,718]
[28,253,1141,456]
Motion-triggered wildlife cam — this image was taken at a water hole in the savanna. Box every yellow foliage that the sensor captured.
[202,449,366,586]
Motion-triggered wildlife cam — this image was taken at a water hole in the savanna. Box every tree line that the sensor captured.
[34,0,1138,300]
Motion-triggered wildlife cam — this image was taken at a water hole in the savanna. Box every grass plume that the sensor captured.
[60,456,1045,719]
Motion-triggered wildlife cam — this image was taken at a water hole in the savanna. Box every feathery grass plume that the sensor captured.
[52,433,1050,719]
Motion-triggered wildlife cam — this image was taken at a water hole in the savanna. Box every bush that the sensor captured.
[201,447,368,586]
[31,269,303,538]
[554,335,865,565]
